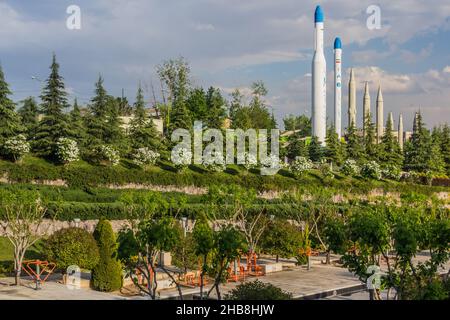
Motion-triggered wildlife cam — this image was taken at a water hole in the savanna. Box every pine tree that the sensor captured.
[286,132,307,160]
[363,113,378,161]
[18,97,38,139]
[68,98,86,144]
[325,126,346,166]
[33,54,69,159]
[427,140,445,175]
[346,124,364,162]
[169,99,192,132]
[91,218,123,292]
[205,87,227,129]
[186,88,207,122]
[439,124,450,175]
[308,136,324,162]
[85,76,124,148]
[0,65,22,148]
[404,112,431,172]
[129,85,160,150]
[229,89,243,122]
[379,116,403,167]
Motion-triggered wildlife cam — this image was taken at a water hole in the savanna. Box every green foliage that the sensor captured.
[18,97,39,138]
[363,114,378,161]
[260,219,300,259]
[283,114,311,136]
[379,116,403,167]
[323,215,348,255]
[225,280,292,300]
[205,87,227,129]
[0,64,22,148]
[325,126,346,166]
[33,54,70,159]
[286,133,307,160]
[45,227,100,272]
[91,218,123,292]
[346,124,364,162]
[308,136,324,162]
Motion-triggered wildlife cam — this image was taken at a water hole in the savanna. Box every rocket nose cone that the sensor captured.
[334,37,342,49]
[315,6,324,23]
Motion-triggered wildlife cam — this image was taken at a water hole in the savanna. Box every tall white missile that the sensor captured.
[312,5,326,144]
[363,81,371,136]
[376,86,384,143]
[334,37,342,139]
[398,114,404,150]
[348,68,356,128]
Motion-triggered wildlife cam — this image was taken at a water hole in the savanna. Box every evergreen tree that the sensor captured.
[186,88,207,122]
[229,89,243,122]
[346,124,364,162]
[33,54,70,159]
[205,87,227,129]
[439,124,450,175]
[283,114,311,137]
[169,100,192,132]
[85,76,124,148]
[286,132,307,160]
[325,126,346,166]
[18,97,39,139]
[129,85,160,150]
[308,136,324,162]
[363,113,378,161]
[68,98,86,144]
[0,65,22,148]
[427,140,446,175]
[404,112,431,172]
[379,116,403,167]
[91,218,123,292]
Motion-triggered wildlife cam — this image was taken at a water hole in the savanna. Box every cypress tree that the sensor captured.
[380,116,403,167]
[91,218,123,292]
[0,65,22,145]
[18,97,39,138]
[129,85,160,150]
[325,126,346,166]
[33,54,70,159]
[439,124,450,175]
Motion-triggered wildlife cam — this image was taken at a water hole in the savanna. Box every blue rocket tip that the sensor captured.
[334,37,342,49]
[315,6,324,23]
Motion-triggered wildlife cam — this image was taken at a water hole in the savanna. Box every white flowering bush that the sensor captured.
[341,159,360,176]
[56,138,79,164]
[290,156,313,177]
[382,164,402,181]
[242,152,258,170]
[171,147,192,171]
[95,145,120,166]
[361,161,382,180]
[260,154,281,169]
[203,157,226,173]
[132,147,160,167]
[3,134,30,162]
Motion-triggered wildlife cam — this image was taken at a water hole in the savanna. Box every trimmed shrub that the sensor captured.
[45,227,99,272]
[3,135,30,162]
[91,218,123,292]
[361,161,382,180]
[55,138,80,164]
[225,280,292,300]
[341,159,360,176]
[290,156,313,177]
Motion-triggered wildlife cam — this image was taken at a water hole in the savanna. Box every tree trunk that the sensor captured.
[276,255,279,263]
[326,250,331,264]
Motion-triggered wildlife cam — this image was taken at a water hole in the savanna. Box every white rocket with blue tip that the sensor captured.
[312,5,326,144]
[334,37,342,139]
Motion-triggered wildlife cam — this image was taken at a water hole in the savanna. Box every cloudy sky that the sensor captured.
[1,0,450,130]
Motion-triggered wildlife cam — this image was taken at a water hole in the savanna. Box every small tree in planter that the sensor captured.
[91,218,123,292]
[132,147,160,168]
[93,145,120,166]
[45,227,99,282]
[3,134,30,163]
[55,137,79,165]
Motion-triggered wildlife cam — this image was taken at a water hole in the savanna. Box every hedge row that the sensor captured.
[46,201,354,221]
[1,160,448,195]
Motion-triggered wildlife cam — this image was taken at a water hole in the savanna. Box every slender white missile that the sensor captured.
[312,5,326,144]
[334,37,342,139]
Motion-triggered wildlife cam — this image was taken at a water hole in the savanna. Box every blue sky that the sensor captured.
[1,0,449,130]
